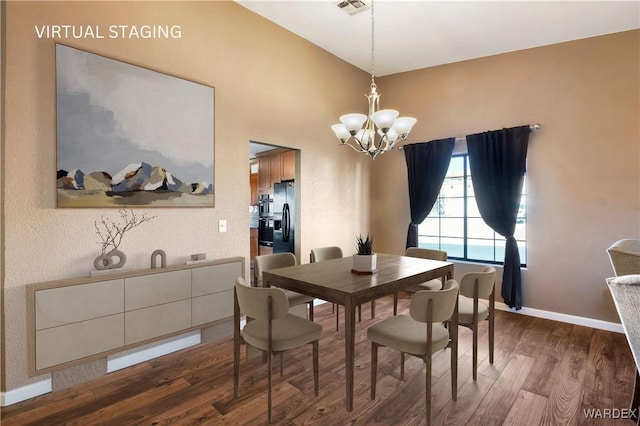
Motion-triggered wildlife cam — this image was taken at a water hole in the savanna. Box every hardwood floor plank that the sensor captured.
[431,372,496,425]
[469,353,536,425]
[503,389,548,425]
[1,297,635,426]
[540,325,592,426]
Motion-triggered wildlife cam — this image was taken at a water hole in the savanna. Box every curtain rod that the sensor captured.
[398,123,541,150]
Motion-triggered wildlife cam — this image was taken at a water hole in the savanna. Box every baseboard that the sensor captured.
[494,302,624,333]
[107,330,201,373]
[1,377,52,407]
[318,297,623,333]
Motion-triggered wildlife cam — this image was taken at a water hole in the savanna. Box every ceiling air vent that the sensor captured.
[335,0,370,16]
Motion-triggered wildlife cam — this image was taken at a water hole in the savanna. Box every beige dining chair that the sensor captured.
[310,246,374,328]
[233,277,322,423]
[310,246,343,331]
[393,247,448,315]
[254,252,315,320]
[456,266,496,381]
[367,280,459,426]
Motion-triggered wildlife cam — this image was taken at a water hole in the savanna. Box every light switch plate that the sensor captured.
[219,219,227,233]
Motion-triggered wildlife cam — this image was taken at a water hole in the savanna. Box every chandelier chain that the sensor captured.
[370,0,375,80]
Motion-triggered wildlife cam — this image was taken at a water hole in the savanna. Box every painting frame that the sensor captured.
[55,43,215,208]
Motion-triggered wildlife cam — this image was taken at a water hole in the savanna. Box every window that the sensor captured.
[418,154,527,266]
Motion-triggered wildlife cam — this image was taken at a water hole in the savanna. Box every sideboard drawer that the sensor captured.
[192,289,234,326]
[192,262,242,297]
[36,314,124,370]
[35,279,124,330]
[125,299,191,345]
[125,270,191,311]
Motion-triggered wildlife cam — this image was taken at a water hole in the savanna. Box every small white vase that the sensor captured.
[353,253,377,273]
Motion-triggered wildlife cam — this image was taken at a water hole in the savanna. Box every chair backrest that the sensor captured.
[405,247,447,261]
[607,239,640,276]
[410,279,459,323]
[254,252,297,286]
[235,277,289,320]
[459,266,496,299]
[310,246,343,263]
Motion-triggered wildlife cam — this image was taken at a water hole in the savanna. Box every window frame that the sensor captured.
[417,153,527,267]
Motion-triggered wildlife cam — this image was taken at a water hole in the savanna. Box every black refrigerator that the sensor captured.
[273,181,295,254]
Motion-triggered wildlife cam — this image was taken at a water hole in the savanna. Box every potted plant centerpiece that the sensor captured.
[352,234,377,273]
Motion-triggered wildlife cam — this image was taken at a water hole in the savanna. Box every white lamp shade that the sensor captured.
[331,124,351,140]
[380,128,398,143]
[355,129,373,146]
[371,109,399,130]
[392,117,417,135]
[340,113,367,132]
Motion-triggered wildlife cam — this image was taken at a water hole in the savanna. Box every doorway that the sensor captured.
[249,141,300,274]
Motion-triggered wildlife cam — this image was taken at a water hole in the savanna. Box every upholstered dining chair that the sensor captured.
[367,280,459,426]
[393,247,448,315]
[254,252,315,320]
[456,266,497,381]
[607,239,640,276]
[310,246,375,327]
[310,246,343,331]
[233,277,322,423]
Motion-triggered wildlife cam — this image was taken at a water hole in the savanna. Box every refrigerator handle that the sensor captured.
[283,203,290,242]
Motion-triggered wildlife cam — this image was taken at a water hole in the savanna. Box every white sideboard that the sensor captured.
[27,257,243,376]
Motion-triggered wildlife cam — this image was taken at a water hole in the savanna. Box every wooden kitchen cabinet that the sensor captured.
[250,161,258,205]
[258,156,271,193]
[269,152,281,187]
[281,150,295,181]
[256,148,296,195]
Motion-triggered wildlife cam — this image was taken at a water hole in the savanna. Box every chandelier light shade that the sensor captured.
[330,0,417,159]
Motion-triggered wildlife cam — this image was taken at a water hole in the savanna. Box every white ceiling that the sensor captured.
[236,0,640,76]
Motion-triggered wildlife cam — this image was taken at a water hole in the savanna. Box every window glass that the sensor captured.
[417,153,527,266]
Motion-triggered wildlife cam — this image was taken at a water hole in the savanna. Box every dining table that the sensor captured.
[262,252,454,412]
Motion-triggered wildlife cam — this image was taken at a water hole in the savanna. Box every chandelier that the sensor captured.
[330,0,416,160]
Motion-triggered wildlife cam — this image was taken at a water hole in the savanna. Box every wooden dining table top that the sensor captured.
[262,253,453,306]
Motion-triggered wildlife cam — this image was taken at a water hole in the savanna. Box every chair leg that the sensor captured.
[393,291,398,315]
[472,323,478,381]
[371,342,378,399]
[313,340,319,396]
[426,354,432,426]
[308,302,314,321]
[233,337,240,399]
[370,300,375,319]
[400,352,405,381]
[267,349,272,424]
[451,342,457,401]
[489,313,495,365]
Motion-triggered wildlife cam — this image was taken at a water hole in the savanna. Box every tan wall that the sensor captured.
[371,30,640,322]
[2,1,371,391]
[1,0,6,393]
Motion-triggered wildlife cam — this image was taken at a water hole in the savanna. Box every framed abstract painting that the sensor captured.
[55,43,215,207]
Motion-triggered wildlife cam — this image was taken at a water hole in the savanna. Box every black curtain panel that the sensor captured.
[466,126,530,310]
[404,138,455,248]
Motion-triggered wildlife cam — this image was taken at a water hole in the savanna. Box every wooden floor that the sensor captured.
[1,293,636,425]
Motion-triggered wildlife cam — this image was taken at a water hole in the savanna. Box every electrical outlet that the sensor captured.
[219,219,227,233]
